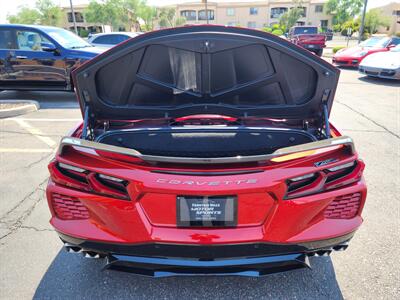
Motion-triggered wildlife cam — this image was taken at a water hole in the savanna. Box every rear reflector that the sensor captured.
[324,193,361,219]
[51,193,89,220]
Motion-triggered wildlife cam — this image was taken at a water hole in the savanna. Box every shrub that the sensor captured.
[271,23,281,30]
[333,46,346,54]
[333,24,341,32]
[79,29,89,38]
[263,27,272,33]
[271,29,284,36]
[395,32,400,37]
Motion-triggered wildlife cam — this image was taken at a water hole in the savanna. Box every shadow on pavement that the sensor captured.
[358,76,400,87]
[0,91,78,109]
[33,250,343,299]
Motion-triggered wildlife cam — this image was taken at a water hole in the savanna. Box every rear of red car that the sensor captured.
[46,26,367,277]
[288,26,326,56]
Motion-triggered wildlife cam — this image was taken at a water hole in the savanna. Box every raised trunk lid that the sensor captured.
[73,26,339,122]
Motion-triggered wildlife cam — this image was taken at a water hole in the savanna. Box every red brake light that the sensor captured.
[48,161,130,200]
[285,160,364,199]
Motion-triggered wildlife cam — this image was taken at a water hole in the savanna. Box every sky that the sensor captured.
[0,0,397,23]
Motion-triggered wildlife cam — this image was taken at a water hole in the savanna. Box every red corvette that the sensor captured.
[332,36,400,67]
[46,26,367,277]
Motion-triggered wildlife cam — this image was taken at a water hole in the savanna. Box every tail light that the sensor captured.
[49,161,129,200]
[285,160,364,199]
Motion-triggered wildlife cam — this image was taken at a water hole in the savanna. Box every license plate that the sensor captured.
[308,45,315,48]
[177,195,237,227]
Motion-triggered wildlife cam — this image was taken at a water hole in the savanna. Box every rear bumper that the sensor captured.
[299,44,325,50]
[59,231,354,277]
[332,57,360,67]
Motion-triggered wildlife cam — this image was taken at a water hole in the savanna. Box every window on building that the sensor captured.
[67,12,84,23]
[250,7,258,15]
[247,21,257,28]
[180,10,196,21]
[315,5,323,13]
[270,7,288,19]
[320,20,328,29]
[291,7,306,17]
[226,8,235,16]
[198,10,215,21]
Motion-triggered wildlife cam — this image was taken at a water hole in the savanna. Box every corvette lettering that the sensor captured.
[156,179,258,185]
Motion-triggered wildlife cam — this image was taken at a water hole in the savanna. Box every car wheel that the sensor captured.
[315,49,323,57]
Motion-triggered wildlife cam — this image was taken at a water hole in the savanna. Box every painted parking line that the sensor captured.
[6,118,81,122]
[13,119,56,148]
[0,148,54,153]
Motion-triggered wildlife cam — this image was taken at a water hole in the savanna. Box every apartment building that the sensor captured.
[61,4,106,36]
[374,2,400,35]
[169,0,332,30]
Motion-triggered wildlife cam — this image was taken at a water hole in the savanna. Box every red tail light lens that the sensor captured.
[48,161,130,200]
[285,160,364,199]
[51,193,89,220]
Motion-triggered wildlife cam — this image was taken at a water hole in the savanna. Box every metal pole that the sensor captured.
[69,0,78,35]
[205,0,209,24]
[358,0,368,44]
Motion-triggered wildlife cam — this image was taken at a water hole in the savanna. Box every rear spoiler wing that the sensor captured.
[57,136,355,165]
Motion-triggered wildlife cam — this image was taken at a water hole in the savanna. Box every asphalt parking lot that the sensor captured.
[0,68,399,299]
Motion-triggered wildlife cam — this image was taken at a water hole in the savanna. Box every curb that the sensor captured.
[0,100,40,119]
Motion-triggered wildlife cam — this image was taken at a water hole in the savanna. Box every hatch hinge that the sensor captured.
[321,89,331,138]
[82,106,93,140]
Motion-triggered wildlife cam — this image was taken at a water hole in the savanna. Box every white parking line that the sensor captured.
[0,149,54,153]
[6,118,81,122]
[13,119,57,148]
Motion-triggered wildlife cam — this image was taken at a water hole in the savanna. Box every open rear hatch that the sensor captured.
[68,26,343,163]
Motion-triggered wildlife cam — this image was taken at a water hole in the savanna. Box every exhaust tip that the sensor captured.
[64,243,82,253]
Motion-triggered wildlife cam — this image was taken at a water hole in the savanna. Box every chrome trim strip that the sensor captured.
[58,136,354,164]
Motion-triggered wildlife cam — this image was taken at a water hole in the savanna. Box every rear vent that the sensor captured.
[51,193,89,220]
[324,193,361,219]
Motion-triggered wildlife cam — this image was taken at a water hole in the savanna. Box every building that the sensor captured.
[374,2,400,35]
[61,4,106,36]
[164,0,333,30]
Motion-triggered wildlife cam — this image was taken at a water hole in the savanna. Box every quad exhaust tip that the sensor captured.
[63,243,102,259]
[307,242,349,257]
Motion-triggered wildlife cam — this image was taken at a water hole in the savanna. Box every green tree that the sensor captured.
[279,1,305,33]
[157,7,185,28]
[139,5,157,31]
[85,0,157,31]
[7,7,41,24]
[324,0,363,25]
[36,0,63,26]
[362,9,390,34]
[7,0,62,26]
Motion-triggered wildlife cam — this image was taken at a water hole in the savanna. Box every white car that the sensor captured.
[87,32,142,49]
[359,44,400,80]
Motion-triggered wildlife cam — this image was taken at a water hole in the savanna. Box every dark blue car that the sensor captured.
[0,24,105,92]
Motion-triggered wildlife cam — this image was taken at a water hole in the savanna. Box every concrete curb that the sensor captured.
[0,100,40,119]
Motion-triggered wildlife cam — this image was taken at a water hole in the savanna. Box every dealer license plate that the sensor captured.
[177,195,237,227]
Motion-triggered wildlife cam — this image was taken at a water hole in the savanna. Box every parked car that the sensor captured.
[359,44,400,80]
[287,26,326,56]
[0,24,105,92]
[87,32,142,48]
[325,29,333,41]
[47,26,367,277]
[332,36,400,67]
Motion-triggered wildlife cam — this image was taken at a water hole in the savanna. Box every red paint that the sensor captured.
[46,121,367,246]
